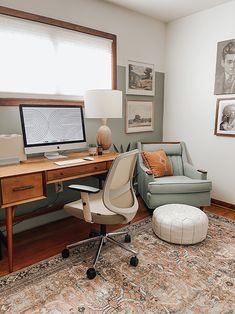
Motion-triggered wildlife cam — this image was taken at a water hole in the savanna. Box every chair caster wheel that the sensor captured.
[61,248,70,259]
[130,256,139,267]
[86,267,97,280]
[124,234,131,243]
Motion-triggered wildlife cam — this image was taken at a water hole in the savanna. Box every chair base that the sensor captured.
[62,225,138,279]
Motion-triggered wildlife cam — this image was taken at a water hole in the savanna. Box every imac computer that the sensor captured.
[19,104,87,159]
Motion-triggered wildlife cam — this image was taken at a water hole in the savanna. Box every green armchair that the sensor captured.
[137,141,212,209]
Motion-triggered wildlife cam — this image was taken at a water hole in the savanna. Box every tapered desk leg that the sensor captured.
[0,229,7,260]
[6,206,14,273]
[0,238,2,260]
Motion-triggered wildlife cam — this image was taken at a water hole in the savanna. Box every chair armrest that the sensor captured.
[138,164,155,181]
[138,159,154,176]
[197,169,207,174]
[184,163,207,180]
[68,184,99,223]
[137,159,155,198]
[68,184,100,193]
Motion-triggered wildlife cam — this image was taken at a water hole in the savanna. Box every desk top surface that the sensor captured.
[0,151,118,178]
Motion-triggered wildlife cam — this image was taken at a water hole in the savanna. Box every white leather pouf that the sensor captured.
[152,204,208,244]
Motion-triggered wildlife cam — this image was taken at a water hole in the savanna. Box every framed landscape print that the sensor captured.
[126,60,155,96]
[214,98,235,137]
[126,100,154,133]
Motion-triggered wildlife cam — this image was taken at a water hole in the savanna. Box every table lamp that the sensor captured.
[85,89,122,152]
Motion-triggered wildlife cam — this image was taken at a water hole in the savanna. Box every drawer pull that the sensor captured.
[12,185,34,192]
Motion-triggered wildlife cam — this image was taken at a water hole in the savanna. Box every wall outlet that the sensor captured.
[55,181,63,193]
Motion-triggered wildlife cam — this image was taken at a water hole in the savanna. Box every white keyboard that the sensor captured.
[54,158,85,166]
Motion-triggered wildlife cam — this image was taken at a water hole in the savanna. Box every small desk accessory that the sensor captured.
[0,134,26,166]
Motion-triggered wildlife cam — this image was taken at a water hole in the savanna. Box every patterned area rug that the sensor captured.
[0,213,234,313]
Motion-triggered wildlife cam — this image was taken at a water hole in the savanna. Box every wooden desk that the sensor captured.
[0,151,117,273]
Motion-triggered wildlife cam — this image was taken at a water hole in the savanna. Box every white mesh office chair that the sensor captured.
[62,149,139,279]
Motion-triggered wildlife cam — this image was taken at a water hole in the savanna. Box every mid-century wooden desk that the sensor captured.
[0,151,117,273]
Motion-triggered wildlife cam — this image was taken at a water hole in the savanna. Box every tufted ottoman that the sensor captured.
[152,204,208,244]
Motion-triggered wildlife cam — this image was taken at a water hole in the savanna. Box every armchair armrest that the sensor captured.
[138,159,154,176]
[184,163,208,180]
[137,158,155,198]
[138,163,155,180]
[146,170,154,175]
[68,184,100,193]
[197,169,207,174]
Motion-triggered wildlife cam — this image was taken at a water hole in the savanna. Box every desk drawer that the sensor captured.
[1,173,45,206]
[47,162,107,182]
[107,161,113,169]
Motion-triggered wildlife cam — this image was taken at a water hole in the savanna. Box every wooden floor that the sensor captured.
[0,198,234,277]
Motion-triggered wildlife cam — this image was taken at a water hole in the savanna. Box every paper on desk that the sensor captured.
[0,134,27,161]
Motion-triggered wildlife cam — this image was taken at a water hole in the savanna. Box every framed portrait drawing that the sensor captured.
[214,39,235,95]
[214,98,235,137]
[126,100,154,133]
[126,60,155,96]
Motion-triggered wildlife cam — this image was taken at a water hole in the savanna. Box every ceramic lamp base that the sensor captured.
[96,119,112,151]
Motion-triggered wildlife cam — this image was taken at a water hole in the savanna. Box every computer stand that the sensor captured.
[44,152,67,160]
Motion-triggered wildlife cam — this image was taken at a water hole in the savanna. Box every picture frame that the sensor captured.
[214,98,235,137]
[214,39,235,95]
[126,100,154,133]
[126,60,155,96]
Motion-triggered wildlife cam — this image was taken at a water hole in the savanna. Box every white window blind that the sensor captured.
[0,15,112,97]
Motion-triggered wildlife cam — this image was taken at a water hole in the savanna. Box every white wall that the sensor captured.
[164,1,235,204]
[0,0,166,71]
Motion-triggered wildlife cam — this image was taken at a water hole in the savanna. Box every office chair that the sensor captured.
[62,149,139,279]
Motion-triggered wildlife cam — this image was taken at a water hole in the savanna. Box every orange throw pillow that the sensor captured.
[142,150,173,177]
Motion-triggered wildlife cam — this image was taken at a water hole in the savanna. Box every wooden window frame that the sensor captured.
[0,6,117,106]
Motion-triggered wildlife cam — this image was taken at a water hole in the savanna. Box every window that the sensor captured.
[0,7,116,98]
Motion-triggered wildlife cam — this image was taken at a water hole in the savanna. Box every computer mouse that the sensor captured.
[83,157,95,161]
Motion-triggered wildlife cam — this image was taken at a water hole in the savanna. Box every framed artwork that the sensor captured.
[214,39,235,95]
[214,98,235,136]
[126,60,155,96]
[126,100,154,133]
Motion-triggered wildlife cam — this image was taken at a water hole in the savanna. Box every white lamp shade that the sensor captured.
[85,89,122,118]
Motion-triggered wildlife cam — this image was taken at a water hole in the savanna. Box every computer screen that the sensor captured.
[19,104,87,157]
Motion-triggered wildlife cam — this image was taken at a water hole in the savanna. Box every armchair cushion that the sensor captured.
[142,150,173,178]
[148,176,212,194]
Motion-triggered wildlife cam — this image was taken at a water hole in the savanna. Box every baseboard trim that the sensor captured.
[211,198,235,211]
